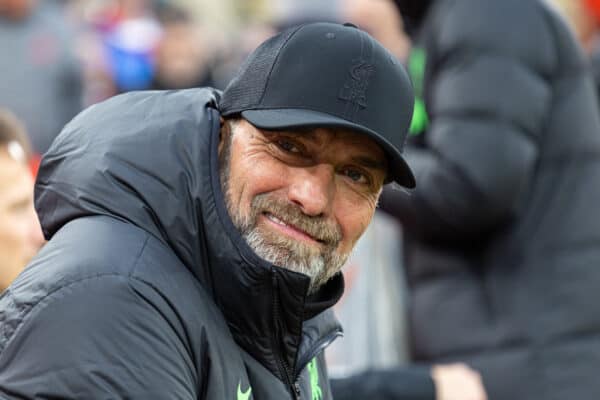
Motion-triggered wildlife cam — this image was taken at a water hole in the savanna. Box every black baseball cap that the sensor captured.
[219,22,415,188]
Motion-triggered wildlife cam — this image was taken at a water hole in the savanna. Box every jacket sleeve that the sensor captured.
[0,275,197,399]
[381,0,554,243]
[329,366,435,400]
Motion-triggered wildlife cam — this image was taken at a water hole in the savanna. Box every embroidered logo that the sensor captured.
[307,357,323,400]
[339,61,374,113]
[338,34,375,121]
[237,381,252,400]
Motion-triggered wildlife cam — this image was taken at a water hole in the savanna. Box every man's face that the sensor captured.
[0,148,44,291]
[219,118,386,293]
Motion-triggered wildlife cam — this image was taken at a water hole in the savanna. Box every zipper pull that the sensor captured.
[293,381,302,400]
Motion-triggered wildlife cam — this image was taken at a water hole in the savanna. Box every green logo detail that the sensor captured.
[307,357,323,400]
[237,381,252,400]
[408,47,429,136]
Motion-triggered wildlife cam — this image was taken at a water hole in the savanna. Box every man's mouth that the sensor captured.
[263,212,325,244]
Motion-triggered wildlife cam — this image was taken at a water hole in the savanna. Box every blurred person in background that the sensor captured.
[82,0,222,94]
[550,0,600,100]
[372,0,600,399]
[149,4,216,90]
[98,0,162,93]
[549,0,600,53]
[0,0,83,155]
[340,0,411,62]
[0,109,44,292]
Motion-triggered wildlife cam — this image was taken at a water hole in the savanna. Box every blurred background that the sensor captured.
[2,0,596,164]
[0,0,416,158]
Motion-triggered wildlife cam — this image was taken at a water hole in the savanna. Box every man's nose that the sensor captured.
[287,163,335,217]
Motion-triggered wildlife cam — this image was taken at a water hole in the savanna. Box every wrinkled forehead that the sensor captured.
[284,125,388,166]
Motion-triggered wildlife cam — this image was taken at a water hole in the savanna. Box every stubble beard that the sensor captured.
[219,125,349,294]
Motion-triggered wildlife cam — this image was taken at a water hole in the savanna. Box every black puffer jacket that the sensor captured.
[0,89,343,399]
[381,0,600,399]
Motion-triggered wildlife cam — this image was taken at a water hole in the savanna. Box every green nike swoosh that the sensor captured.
[237,381,252,400]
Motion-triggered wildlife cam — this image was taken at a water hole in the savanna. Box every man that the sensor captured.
[150,5,216,90]
[0,0,82,154]
[0,109,44,291]
[0,22,415,398]
[378,0,600,399]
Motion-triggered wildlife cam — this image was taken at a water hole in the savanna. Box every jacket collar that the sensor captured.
[34,88,343,380]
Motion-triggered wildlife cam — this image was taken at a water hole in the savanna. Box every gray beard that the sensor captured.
[219,127,348,294]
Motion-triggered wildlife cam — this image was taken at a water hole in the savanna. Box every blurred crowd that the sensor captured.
[0,0,415,156]
[3,0,600,399]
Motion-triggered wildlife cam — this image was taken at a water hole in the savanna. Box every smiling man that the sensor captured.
[220,120,388,295]
[0,23,414,399]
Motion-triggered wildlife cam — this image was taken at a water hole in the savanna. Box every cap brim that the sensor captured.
[241,108,416,188]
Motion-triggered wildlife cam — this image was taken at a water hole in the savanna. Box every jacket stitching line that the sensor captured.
[128,234,151,277]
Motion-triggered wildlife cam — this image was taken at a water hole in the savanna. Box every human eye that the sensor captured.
[274,137,304,154]
[340,166,372,186]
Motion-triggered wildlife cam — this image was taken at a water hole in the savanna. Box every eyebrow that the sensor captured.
[351,155,387,172]
[263,129,388,171]
[267,129,320,142]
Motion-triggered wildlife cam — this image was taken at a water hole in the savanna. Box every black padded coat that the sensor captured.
[381,0,600,399]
